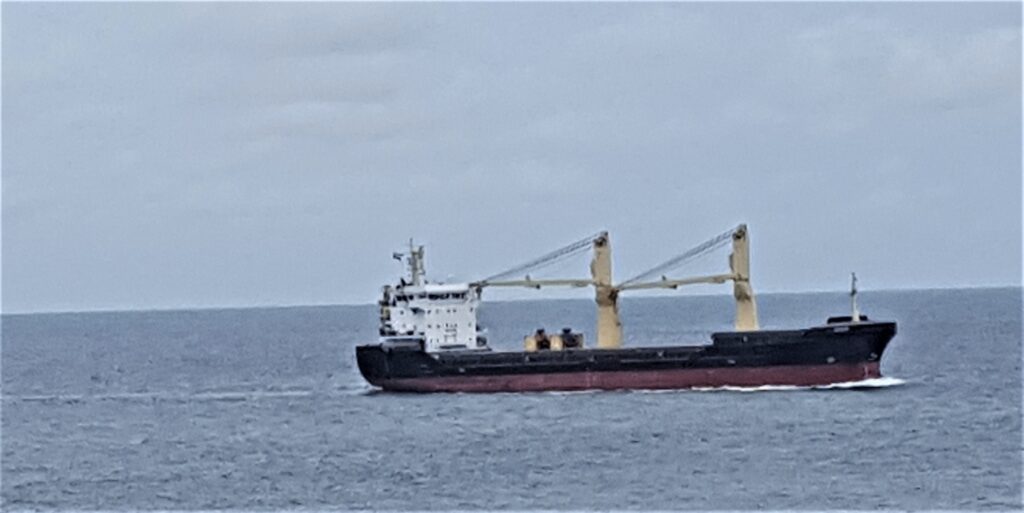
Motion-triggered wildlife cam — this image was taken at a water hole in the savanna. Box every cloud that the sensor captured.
[789,14,1020,110]
[2,3,1020,312]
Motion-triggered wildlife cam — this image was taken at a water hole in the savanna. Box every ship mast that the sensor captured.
[409,239,425,286]
[850,272,860,322]
[730,225,759,331]
[591,233,623,348]
[393,239,426,286]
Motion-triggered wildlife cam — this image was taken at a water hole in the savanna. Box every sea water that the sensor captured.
[2,288,1020,510]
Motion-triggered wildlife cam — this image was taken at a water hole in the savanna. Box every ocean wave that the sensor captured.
[5,386,376,404]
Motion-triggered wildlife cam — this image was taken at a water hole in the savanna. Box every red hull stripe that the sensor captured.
[378,362,881,393]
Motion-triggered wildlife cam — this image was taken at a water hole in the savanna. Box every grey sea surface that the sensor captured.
[2,288,1021,510]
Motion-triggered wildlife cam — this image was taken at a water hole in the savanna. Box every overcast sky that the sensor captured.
[3,3,1021,313]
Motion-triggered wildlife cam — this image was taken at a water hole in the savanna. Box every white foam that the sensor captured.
[815,376,906,389]
[624,376,908,394]
[689,376,907,393]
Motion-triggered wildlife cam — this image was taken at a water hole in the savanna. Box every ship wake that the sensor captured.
[687,376,906,393]
[615,376,907,394]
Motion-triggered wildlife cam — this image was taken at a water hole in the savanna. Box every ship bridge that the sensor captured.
[379,243,485,352]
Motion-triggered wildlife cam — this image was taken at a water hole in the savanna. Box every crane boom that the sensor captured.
[616,273,736,291]
[476,278,595,288]
[469,224,759,349]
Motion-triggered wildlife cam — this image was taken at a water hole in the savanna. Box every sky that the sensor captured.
[2,2,1021,314]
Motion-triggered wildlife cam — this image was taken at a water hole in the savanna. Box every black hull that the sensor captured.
[356,321,896,392]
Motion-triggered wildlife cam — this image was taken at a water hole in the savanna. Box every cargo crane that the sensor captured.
[471,224,760,349]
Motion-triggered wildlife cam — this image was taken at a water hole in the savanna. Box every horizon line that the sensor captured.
[1,284,1019,317]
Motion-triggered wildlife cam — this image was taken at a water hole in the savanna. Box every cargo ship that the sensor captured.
[356,225,896,392]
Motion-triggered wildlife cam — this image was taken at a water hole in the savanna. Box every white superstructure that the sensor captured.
[378,241,488,352]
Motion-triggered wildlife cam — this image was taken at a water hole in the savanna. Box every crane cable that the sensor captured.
[617,226,737,287]
[478,231,604,284]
